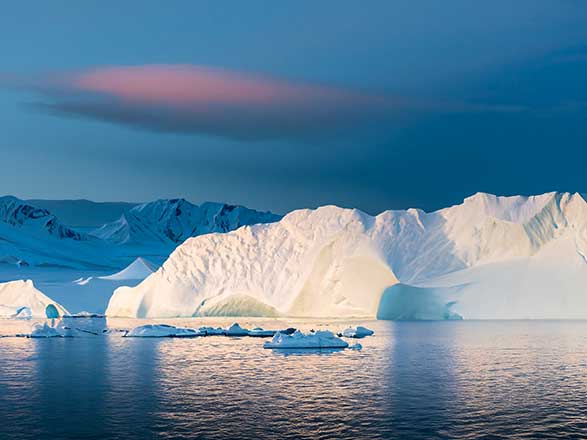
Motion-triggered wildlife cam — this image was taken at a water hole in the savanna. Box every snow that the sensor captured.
[125,324,201,338]
[99,257,158,281]
[341,326,374,338]
[264,330,349,349]
[0,280,69,318]
[107,191,587,319]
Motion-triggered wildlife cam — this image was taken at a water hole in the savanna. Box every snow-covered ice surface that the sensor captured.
[108,192,587,319]
[264,330,349,349]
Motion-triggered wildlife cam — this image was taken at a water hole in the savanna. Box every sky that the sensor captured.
[1,0,587,214]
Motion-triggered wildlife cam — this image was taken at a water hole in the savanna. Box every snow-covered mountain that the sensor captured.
[0,196,87,241]
[107,192,587,319]
[27,199,137,228]
[92,198,281,246]
[0,196,117,268]
[0,196,280,270]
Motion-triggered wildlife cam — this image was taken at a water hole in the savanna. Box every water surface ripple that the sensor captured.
[1,319,587,439]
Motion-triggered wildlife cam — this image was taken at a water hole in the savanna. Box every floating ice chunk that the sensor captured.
[225,322,249,336]
[348,343,363,350]
[264,330,349,349]
[63,311,105,318]
[341,326,374,338]
[30,322,62,338]
[125,324,200,338]
[247,327,276,337]
[199,326,225,336]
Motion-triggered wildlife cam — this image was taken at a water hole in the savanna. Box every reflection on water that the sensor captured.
[2,319,587,439]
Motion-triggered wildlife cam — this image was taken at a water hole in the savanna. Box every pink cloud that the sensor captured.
[16,65,402,140]
[67,65,357,107]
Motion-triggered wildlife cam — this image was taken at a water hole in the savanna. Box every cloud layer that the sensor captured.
[26,65,393,140]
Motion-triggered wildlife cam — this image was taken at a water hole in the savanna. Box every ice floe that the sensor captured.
[264,330,349,349]
[125,324,201,338]
[247,327,276,337]
[340,326,374,338]
[198,326,225,336]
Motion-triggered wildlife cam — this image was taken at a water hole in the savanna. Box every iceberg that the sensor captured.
[125,324,200,338]
[0,280,69,318]
[225,322,249,336]
[99,257,158,281]
[341,326,374,338]
[264,330,349,349]
[106,192,587,319]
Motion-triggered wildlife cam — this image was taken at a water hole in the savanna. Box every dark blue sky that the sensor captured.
[1,1,587,214]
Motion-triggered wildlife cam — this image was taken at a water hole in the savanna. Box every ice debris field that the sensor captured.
[7,317,372,352]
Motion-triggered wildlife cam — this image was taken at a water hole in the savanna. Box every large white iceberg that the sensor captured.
[264,330,349,349]
[107,192,587,320]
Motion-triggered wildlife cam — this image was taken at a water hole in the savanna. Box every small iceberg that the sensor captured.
[100,257,158,281]
[341,326,374,338]
[247,327,276,338]
[348,343,363,350]
[225,322,249,336]
[264,330,349,349]
[199,326,225,336]
[125,324,200,338]
[30,322,62,338]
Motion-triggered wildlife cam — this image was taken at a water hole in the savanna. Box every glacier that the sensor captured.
[107,191,587,319]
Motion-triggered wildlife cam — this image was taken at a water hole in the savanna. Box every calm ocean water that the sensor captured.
[2,318,587,439]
